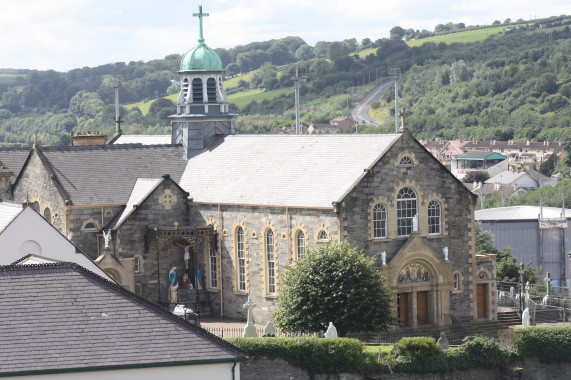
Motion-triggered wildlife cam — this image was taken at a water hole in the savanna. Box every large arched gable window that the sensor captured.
[373,203,387,239]
[397,187,417,237]
[428,200,442,235]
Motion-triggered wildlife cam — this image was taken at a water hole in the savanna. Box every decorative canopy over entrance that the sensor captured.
[145,225,214,250]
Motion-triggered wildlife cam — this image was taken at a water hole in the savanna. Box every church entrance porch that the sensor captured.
[417,291,429,326]
[477,283,488,319]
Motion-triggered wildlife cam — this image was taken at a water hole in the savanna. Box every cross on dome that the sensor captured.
[193,5,209,42]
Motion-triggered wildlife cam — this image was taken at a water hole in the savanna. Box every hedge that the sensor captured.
[514,325,571,363]
[226,337,365,375]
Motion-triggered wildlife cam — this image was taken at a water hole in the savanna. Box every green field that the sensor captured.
[0,73,26,84]
[125,87,295,115]
[224,72,254,89]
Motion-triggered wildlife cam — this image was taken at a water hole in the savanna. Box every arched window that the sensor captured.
[32,201,40,213]
[428,200,441,235]
[84,223,97,231]
[318,230,328,241]
[43,207,52,224]
[397,187,417,237]
[236,227,246,291]
[265,229,275,295]
[207,78,217,102]
[399,156,414,165]
[209,246,218,289]
[296,230,305,260]
[192,78,203,103]
[453,273,460,290]
[373,204,387,239]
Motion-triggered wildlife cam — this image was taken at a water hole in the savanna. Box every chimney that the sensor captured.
[71,131,107,146]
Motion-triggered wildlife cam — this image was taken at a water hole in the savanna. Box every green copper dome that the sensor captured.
[180,39,223,71]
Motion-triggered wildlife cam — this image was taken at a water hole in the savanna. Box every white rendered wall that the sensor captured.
[7,362,240,380]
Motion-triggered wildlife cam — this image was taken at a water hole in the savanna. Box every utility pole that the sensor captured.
[290,65,304,135]
[389,68,401,133]
[113,76,124,134]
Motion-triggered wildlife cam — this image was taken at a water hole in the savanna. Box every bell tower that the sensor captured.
[169,5,235,159]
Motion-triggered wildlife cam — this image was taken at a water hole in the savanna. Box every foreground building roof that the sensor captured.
[476,206,571,221]
[0,263,245,376]
[179,134,400,208]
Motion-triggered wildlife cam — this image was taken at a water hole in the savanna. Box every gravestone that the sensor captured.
[263,321,276,337]
[324,322,337,338]
[243,296,258,337]
[437,332,449,350]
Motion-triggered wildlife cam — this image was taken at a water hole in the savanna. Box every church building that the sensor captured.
[0,6,497,327]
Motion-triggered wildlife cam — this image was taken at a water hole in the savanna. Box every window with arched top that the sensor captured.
[209,246,218,289]
[399,156,414,165]
[43,208,52,224]
[318,230,328,241]
[296,230,305,260]
[32,201,40,213]
[373,204,387,239]
[84,223,97,231]
[265,229,276,295]
[192,78,203,103]
[207,78,217,103]
[428,200,441,235]
[397,187,417,237]
[453,273,460,290]
[236,227,246,292]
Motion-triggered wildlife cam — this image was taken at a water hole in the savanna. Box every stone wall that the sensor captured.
[190,204,339,322]
[339,133,478,321]
[240,356,571,380]
[13,149,66,232]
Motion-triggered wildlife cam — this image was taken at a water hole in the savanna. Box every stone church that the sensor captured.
[0,7,497,327]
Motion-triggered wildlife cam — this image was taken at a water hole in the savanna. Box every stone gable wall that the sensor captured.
[190,204,339,322]
[339,134,478,320]
[13,150,66,232]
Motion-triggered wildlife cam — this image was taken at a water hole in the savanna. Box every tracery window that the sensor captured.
[236,226,246,292]
[265,229,276,295]
[318,230,328,241]
[296,230,305,260]
[428,200,441,235]
[397,187,417,237]
[399,156,414,165]
[373,203,387,239]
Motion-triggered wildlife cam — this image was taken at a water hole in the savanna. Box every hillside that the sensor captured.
[0,15,570,147]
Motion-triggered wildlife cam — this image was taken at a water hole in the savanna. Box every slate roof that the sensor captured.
[475,206,571,221]
[180,134,400,208]
[20,144,187,206]
[0,148,29,184]
[0,263,245,376]
[112,134,172,145]
[106,178,162,230]
[485,171,532,185]
[0,201,22,232]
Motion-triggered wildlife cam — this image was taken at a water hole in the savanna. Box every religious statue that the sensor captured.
[168,267,179,304]
[174,242,192,270]
[412,214,418,232]
[179,272,192,290]
[522,307,530,327]
[443,246,449,261]
[196,266,205,290]
[381,251,387,266]
[102,230,111,249]
[324,322,337,338]
[242,296,258,337]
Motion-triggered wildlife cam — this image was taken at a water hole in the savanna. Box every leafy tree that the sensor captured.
[390,26,406,40]
[462,170,490,184]
[539,152,558,176]
[273,240,396,336]
[360,38,371,48]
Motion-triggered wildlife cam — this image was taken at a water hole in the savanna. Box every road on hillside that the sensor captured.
[351,80,394,127]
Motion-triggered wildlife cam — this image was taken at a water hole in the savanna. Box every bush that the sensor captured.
[226,337,365,375]
[448,336,508,370]
[514,326,571,363]
[390,337,448,373]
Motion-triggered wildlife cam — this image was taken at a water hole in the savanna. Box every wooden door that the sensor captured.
[477,284,487,319]
[417,291,428,325]
[398,293,409,327]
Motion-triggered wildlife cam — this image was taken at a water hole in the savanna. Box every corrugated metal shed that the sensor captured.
[476,206,571,286]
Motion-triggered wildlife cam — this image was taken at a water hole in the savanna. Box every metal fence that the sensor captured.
[202,326,316,339]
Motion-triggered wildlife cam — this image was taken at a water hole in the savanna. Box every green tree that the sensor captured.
[390,26,406,40]
[273,240,396,335]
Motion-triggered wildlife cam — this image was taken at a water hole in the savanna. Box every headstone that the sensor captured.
[437,332,449,350]
[263,321,276,337]
[522,307,530,327]
[324,322,337,338]
[242,296,258,337]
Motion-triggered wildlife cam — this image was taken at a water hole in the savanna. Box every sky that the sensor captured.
[0,0,568,72]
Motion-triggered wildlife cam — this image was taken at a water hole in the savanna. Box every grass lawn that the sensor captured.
[224,72,254,89]
[364,345,392,355]
[228,87,294,108]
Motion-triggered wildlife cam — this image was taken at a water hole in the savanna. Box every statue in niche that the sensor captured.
[174,241,191,270]
[168,267,179,304]
[443,247,449,261]
[381,251,387,266]
[196,266,205,290]
[179,272,192,289]
[102,230,111,249]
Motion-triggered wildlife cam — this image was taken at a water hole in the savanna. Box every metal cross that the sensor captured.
[173,221,179,229]
[193,5,209,40]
